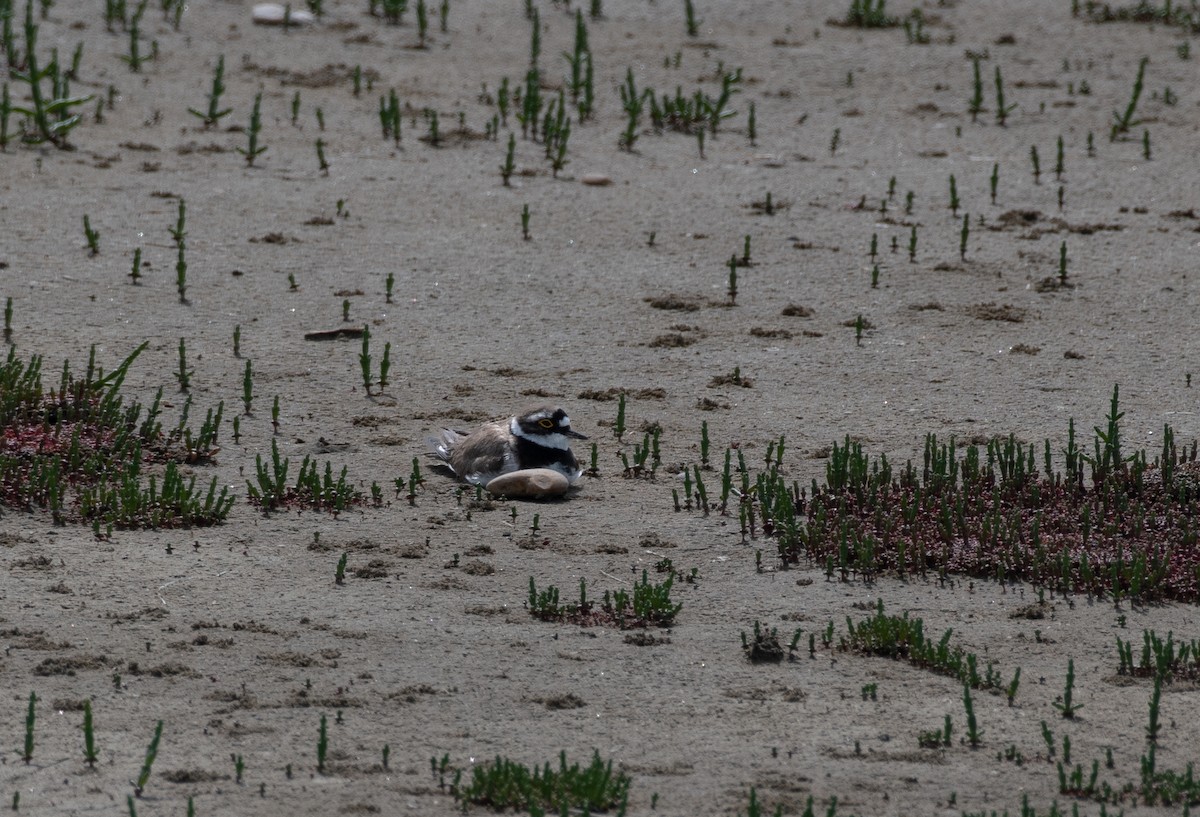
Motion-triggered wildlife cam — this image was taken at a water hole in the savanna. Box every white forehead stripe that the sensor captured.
[559,415,571,427]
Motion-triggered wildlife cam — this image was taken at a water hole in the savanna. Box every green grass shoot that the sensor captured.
[133,720,163,796]
[83,700,98,766]
[23,691,35,763]
[242,359,253,414]
[684,0,700,36]
[317,713,328,773]
[236,91,267,166]
[359,325,372,394]
[500,132,516,185]
[994,64,1016,125]
[83,215,100,256]
[1112,56,1148,140]
[187,54,231,127]
[1053,657,1081,718]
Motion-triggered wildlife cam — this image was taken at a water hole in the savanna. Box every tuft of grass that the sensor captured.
[836,600,1015,693]
[9,0,94,149]
[741,620,784,663]
[918,714,952,749]
[82,215,100,256]
[528,570,681,629]
[1115,628,1200,681]
[246,438,364,516]
[453,750,630,814]
[840,0,898,27]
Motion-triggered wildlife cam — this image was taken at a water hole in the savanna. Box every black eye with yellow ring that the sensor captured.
[538,418,555,429]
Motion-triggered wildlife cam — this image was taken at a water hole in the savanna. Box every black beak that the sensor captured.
[564,428,588,440]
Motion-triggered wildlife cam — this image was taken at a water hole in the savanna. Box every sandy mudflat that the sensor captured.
[2,1,1200,815]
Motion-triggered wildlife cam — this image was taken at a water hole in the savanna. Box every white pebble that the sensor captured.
[252,3,316,25]
[485,468,571,499]
[581,172,613,186]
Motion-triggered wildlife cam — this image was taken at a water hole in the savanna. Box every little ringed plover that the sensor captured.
[430,406,588,487]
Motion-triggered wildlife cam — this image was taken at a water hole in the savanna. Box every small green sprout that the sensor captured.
[23,691,35,763]
[317,714,328,773]
[133,720,164,796]
[83,215,100,256]
[235,92,267,166]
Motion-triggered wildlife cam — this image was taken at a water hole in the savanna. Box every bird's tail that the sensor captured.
[426,429,463,464]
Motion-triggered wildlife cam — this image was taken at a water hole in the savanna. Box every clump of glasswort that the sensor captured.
[527,571,682,629]
[0,343,234,529]
[245,439,364,515]
[742,385,1200,604]
[10,0,94,147]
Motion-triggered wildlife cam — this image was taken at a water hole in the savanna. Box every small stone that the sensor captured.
[580,173,613,187]
[485,468,570,499]
[252,3,316,25]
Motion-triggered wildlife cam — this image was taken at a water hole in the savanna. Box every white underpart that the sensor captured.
[510,417,572,450]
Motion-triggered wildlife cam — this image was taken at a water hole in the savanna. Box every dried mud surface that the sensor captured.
[2,2,1199,816]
